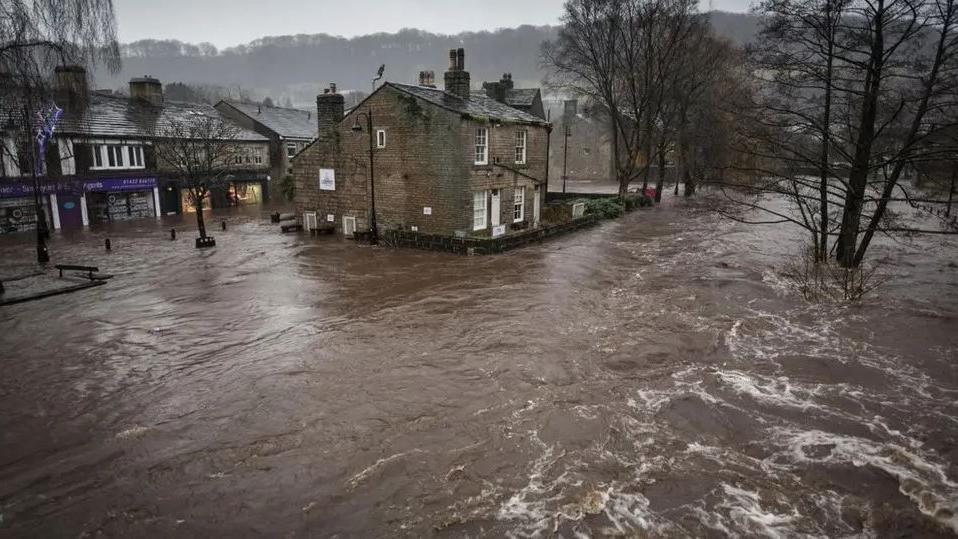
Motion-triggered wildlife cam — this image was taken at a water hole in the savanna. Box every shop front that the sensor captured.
[83,177,161,225]
[0,181,55,235]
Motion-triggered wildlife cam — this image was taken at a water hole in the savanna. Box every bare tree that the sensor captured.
[150,114,241,245]
[724,0,958,270]
[0,0,120,263]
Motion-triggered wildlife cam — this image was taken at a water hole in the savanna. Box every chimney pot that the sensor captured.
[444,49,471,99]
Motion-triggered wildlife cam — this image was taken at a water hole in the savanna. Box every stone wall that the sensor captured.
[380,215,598,255]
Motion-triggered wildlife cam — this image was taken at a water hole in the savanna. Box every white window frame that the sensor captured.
[254,148,263,165]
[91,144,146,171]
[515,130,527,164]
[513,187,525,223]
[376,129,386,149]
[473,190,487,231]
[474,127,488,165]
[286,143,297,158]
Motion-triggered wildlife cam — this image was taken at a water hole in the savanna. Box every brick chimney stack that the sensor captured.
[500,73,514,90]
[443,48,471,99]
[130,76,163,106]
[316,83,344,135]
[54,65,89,108]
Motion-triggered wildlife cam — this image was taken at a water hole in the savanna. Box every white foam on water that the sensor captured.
[346,448,424,490]
[693,483,802,538]
[715,369,824,411]
[767,427,958,533]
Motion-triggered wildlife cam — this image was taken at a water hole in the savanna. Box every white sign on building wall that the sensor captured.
[319,168,336,191]
[492,225,506,238]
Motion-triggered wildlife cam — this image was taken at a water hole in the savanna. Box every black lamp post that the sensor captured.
[351,110,378,244]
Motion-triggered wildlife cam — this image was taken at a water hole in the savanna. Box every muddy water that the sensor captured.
[0,199,956,537]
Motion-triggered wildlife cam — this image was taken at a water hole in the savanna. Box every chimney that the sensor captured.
[500,73,514,91]
[563,99,578,120]
[316,83,344,134]
[443,48,471,99]
[54,65,88,108]
[418,70,436,88]
[129,76,163,106]
[482,81,506,103]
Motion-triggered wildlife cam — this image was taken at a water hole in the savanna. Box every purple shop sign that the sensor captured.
[0,182,57,199]
[84,177,157,193]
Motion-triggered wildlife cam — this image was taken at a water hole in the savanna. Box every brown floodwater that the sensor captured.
[0,196,956,537]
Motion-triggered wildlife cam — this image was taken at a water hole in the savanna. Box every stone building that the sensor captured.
[292,49,551,239]
[0,69,269,234]
[480,73,546,120]
[547,99,616,188]
[214,100,317,182]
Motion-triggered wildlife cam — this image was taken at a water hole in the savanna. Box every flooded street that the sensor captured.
[1,198,957,537]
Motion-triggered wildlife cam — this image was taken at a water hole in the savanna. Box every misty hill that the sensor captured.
[95,11,758,108]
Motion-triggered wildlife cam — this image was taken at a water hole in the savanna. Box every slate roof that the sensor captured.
[388,83,549,127]
[10,93,268,142]
[219,101,317,140]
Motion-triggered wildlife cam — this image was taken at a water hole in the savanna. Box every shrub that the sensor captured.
[584,197,625,219]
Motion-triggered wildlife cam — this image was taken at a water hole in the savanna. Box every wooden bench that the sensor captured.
[54,264,99,280]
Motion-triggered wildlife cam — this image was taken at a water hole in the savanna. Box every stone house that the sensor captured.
[0,68,269,233]
[292,49,551,239]
[480,73,546,120]
[214,100,317,183]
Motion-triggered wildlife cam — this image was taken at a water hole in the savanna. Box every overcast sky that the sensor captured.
[114,0,752,48]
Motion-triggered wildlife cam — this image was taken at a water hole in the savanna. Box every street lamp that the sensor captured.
[351,110,378,244]
[562,125,571,194]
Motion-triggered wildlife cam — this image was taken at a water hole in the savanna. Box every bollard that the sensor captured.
[105,238,111,251]
[171,228,176,240]
[221,221,227,231]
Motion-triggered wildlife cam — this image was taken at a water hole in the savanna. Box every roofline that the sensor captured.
[386,82,549,127]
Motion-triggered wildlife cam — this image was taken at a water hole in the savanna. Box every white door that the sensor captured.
[343,216,356,237]
[533,185,541,226]
[490,189,501,227]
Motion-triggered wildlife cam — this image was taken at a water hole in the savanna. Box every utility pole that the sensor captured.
[562,125,570,194]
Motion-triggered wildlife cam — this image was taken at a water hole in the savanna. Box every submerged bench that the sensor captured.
[55,264,99,280]
[281,223,303,233]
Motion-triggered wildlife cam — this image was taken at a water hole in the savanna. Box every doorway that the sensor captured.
[533,185,541,226]
[58,194,84,229]
[343,215,356,237]
[490,189,501,227]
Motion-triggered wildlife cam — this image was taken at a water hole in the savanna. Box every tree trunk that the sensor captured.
[194,194,207,238]
[948,166,956,218]
[817,0,835,263]
[654,141,666,203]
[836,1,885,268]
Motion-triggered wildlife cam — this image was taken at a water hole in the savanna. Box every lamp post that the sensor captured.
[351,110,378,244]
[562,125,571,194]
